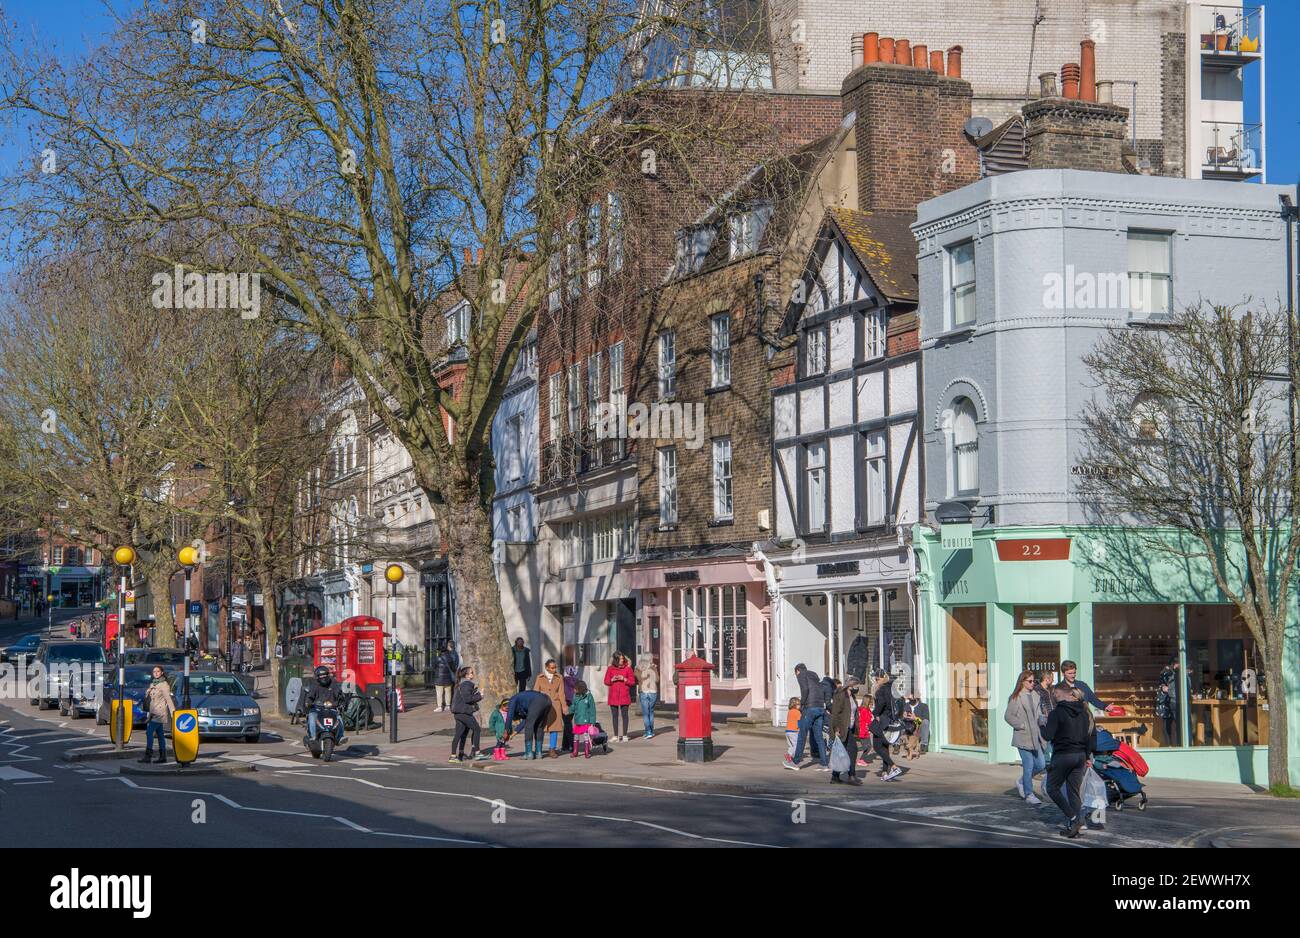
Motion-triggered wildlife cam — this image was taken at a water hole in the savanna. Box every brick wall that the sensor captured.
[1023,98,1129,172]
[841,63,978,212]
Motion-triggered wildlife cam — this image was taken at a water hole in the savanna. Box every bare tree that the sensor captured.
[1080,303,1295,790]
[0,0,779,698]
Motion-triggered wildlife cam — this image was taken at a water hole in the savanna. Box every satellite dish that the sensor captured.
[964,116,994,140]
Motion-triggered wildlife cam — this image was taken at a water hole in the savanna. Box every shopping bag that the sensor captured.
[830,737,851,775]
[1081,768,1108,811]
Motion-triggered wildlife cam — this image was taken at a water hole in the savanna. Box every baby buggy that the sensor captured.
[1093,728,1148,812]
[580,721,610,754]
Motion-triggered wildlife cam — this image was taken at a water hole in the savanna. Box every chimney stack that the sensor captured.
[841,44,978,212]
[1022,96,1129,172]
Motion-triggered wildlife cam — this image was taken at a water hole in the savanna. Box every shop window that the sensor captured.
[1186,605,1267,747]
[671,585,748,680]
[946,606,988,747]
[1092,604,1180,748]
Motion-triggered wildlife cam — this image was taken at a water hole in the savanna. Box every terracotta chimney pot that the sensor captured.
[462,246,472,265]
[1039,71,1059,97]
[894,39,910,66]
[946,45,963,78]
[1061,62,1081,99]
[863,31,879,64]
[930,50,945,74]
[1080,39,1097,102]
[879,37,895,64]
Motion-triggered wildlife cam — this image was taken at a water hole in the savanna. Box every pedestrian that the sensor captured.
[821,675,841,757]
[432,640,458,712]
[231,637,244,673]
[502,689,551,760]
[785,663,828,771]
[906,693,930,756]
[511,637,533,694]
[828,677,863,785]
[488,697,513,758]
[533,658,568,758]
[856,693,875,768]
[138,665,175,765]
[634,654,659,739]
[570,680,597,758]
[562,664,578,751]
[1056,660,1106,710]
[870,670,902,782]
[784,697,801,762]
[1004,670,1047,805]
[449,665,488,762]
[1042,684,1098,838]
[603,650,636,742]
[1156,656,1181,746]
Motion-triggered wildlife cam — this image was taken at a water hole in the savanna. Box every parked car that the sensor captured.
[167,672,261,743]
[95,666,154,727]
[120,648,189,669]
[0,633,41,663]
[29,639,107,712]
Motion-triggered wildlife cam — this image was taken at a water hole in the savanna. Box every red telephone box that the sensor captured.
[674,655,717,763]
[298,616,388,698]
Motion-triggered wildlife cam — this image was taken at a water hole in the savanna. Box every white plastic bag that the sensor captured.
[1081,767,1108,811]
[830,737,851,775]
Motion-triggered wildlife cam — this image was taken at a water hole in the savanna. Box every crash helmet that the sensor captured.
[314,666,332,686]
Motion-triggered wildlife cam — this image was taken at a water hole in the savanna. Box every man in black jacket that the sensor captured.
[1041,686,1098,838]
[787,664,829,770]
[301,666,349,742]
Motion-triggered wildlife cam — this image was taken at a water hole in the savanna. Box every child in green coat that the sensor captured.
[570,681,597,758]
[488,697,512,759]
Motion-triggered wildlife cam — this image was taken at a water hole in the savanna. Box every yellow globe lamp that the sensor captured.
[113,546,137,566]
[384,564,405,584]
[178,546,198,566]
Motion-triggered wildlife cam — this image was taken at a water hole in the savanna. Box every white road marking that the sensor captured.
[14,780,53,785]
[0,766,46,781]
[843,797,925,807]
[111,777,488,846]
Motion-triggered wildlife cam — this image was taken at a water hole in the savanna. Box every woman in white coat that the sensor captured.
[1004,670,1047,805]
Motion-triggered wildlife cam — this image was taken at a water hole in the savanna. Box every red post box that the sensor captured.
[299,616,388,699]
[674,655,717,763]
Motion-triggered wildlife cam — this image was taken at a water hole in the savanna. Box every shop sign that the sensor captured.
[665,570,699,583]
[1021,608,1060,628]
[940,522,973,551]
[1070,464,1123,479]
[816,561,859,578]
[996,538,1071,561]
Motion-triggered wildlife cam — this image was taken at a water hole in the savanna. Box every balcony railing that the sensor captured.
[1201,120,1262,175]
[1198,5,1262,56]
[542,430,632,484]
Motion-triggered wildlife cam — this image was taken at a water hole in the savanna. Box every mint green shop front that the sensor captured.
[912,524,1300,787]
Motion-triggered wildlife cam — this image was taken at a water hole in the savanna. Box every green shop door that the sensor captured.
[1000,631,1067,763]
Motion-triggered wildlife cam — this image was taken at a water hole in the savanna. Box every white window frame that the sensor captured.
[863,430,887,527]
[863,307,886,361]
[567,363,582,433]
[712,437,733,521]
[506,413,524,482]
[804,441,827,534]
[949,241,976,328]
[566,220,581,300]
[608,341,625,423]
[1128,230,1172,316]
[587,202,603,288]
[548,371,563,441]
[607,192,624,274]
[586,352,602,431]
[804,324,827,377]
[547,253,562,311]
[658,446,678,525]
[710,313,731,388]
[658,329,677,399]
[952,398,979,495]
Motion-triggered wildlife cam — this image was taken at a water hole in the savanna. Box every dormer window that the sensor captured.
[803,324,828,377]
[728,202,773,260]
[444,302,470,348]
[674,225,717,278]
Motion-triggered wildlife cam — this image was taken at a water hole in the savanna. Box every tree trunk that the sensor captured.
[1265,654,1291,788]
[145,566,176,648]
[260,568,284,715]
[442,494,514,705]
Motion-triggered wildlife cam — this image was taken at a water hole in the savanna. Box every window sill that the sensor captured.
[934,325,977,342]
[706,384,731,395]
[708,518,734,528]
[657,523,678,533]
[1127,313,1175,327]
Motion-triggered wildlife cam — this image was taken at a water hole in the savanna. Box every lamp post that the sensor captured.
[111,546,137,752]
[178,546,198,709]
[385,563,404,743]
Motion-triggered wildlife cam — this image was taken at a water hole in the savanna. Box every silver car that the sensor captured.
[169,671,262,742]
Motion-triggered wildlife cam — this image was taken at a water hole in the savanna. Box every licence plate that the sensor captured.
[213,719,240,727]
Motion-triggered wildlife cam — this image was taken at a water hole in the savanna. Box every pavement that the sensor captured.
[4,659,1299,847]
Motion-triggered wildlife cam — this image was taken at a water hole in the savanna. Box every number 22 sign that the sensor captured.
[995,538,1071,561]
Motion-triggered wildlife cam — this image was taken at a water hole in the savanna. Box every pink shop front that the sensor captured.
[624,558,774,716]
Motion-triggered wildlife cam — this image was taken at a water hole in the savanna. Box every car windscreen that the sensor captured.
[108,672,155,690]
[187,675,249,696]
[46,644,107,664]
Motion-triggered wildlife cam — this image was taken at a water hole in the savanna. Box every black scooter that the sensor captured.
[303,702,346,761]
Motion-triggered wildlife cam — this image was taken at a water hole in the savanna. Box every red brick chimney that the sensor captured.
[841,42,978,212]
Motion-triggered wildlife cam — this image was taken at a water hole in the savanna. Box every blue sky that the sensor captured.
[0,0,1296,185]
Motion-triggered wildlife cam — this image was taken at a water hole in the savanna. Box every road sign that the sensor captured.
[172,710,199,764]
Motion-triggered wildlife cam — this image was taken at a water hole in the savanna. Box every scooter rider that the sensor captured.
[302,666,349,741]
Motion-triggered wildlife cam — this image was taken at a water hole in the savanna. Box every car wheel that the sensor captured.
[244,733,260,744]
[58,699,69,717]
[96,710,107,726]
[40,697,55,710]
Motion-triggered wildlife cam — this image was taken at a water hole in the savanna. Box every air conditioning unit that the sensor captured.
[757,509,770,531]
